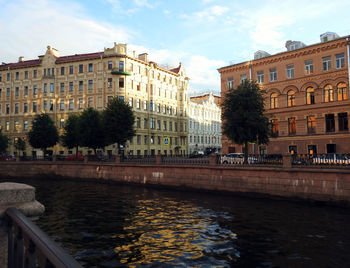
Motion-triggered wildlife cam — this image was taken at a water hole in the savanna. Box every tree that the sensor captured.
[0,131,9,154]
[78,107,106,155]
[61,114,80,156]
[14,137,26,156]
[222,80,269,163]
[102,97,135,153]
[27,114,59,155]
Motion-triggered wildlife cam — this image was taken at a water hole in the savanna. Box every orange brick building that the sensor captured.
[218,33,350,156]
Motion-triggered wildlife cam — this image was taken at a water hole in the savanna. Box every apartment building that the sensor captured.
[0,43,189,156]
[218,32,350,156]
[188,93,222,154]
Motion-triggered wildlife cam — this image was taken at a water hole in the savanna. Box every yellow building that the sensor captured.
[0,43,189,157]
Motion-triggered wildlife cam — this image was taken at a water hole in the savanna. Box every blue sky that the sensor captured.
[1,0,350,95]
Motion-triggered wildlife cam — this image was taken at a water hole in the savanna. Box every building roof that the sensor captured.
[0,59,41,71]
[55,52,104,63]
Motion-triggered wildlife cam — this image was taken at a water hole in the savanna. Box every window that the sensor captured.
[23,120,28,131]
[150,118,155,129]
[323,84,334,102]
[69,65,74,74]
[60,83,64,93]
[240,74,247,83]
[144,136,148,145]
[24,102,28,113]
[88,63,93,72]
[169,121,173,131]
[257,71,264,83]
[174,122,178,131]
[128,97,133,107]
[337,82,347,101]
[305,60,314,74]
[114,61,123,72]
[136,99,140,109]
[336,53,345,69]
[69,82,73,92]
[137,83,140,91]
[108,61,113,70]
[322,56,331,71]
[227,78,234,90]
[271,119,279,137]
[137,135,141,144]
[143,100,147,110]
[6,88,10,97]
[338,112,348,131]
[61,66,65,75]
[60,118,65,128]
[119,78,124,88]
[60,100,65,110]
[43,101,47,111]
[288,117,296,135]
[286,64,294,78]
[33,102,37,113]
[79,81,83,91]
[306,87,315,104]
[157,120,161,130]
[50,100,54,111]
[15,87,19,97]
[78,98,83,109]
[24,86,28,96]
[270,93,278,109]
[32,85,38,95]
[50,83,54,93]
[307,115,316,134]
[287,90,295,107]
[7,73,11,81]
[6,122,9,131]
[79,64,83,73]
[15,72,19,80]
[24,71,28,79]
[33,70,37,78]
[14,121,19,132]
[107,78,112,88]
[150,100,154,111]
[88,80,93,90]
[136,117,141,128]
[14,103,19,114]
[144,118,148,129]
[69,99,73,110]
[88,97,93,107]
[269,68,277,82]
[325,114,335,132]
[150,136,154,144]
[43,83,47,93]
[6,104,9,114]
[163,120,167,131]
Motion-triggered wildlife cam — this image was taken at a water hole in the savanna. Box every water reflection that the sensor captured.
[115,198,239,265]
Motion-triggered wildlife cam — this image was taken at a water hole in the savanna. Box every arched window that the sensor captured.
[270,93,278,109]
[306,87,315,104]
[324,84,334,102]
[287,90,295,107]
[337,82,348,101]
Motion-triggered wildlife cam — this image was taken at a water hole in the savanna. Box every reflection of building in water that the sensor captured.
[114,198,237,265]
[188,93,222,154]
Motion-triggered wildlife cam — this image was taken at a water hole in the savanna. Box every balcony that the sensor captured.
[111,69,131,75]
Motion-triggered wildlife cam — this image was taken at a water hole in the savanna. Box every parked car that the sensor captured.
[221,153,244,164]
[65,154,84,161]
[5,155,16,161]
[189,151,205,158]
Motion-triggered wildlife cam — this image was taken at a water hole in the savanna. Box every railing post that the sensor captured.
[156,154,162,165]
[283,154,292,168]
[209,154,217,166]
[15,228,24,267]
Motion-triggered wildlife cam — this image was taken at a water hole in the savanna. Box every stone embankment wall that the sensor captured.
[1,162,350,203]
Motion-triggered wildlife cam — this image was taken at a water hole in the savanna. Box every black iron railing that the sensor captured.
[5,207,82,268]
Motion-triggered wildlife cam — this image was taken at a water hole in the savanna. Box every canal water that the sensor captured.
[2,177,350,267]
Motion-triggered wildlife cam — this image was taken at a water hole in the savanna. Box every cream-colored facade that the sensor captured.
[0,43,189,156]
[188,93,222,154]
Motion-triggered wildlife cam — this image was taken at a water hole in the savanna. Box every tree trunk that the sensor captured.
[75,146,79,157]
[244,141,248,164]
[94,148,97,155]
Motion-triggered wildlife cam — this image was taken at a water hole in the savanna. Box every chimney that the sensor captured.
[138,53,148,62]
[18,56,24,62]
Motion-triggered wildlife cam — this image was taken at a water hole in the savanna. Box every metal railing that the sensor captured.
[162,155,210,165]
[5,207,82,268]
[292,154,350,167]
[219,154,283,166]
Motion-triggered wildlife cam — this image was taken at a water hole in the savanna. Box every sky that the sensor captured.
[1,0,350,96]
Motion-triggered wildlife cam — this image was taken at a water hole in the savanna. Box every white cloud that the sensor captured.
[0,0,133,62]
[182,5,229,21]
[133,0,153,8]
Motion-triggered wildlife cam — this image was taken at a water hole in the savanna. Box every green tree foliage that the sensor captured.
[0,131,9,154]
[222,80,269,163]
[78,107,106,155]
[14,137,26,156]
[102,97,135,150]
[61,114,80,156]
[27,114,59,154]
